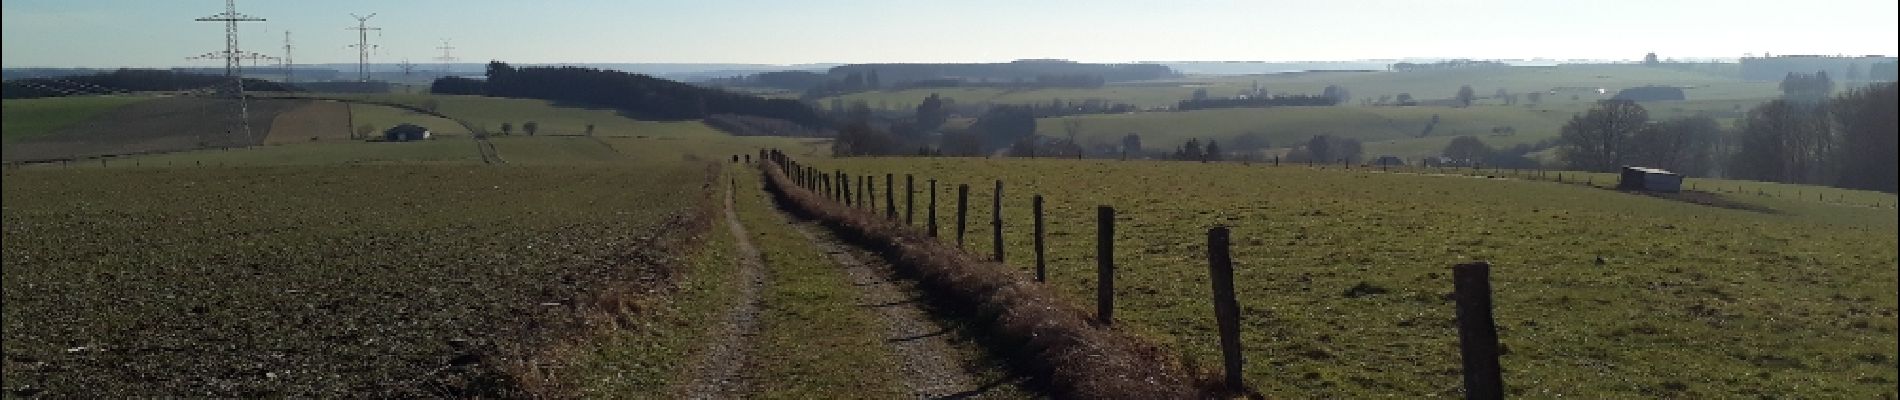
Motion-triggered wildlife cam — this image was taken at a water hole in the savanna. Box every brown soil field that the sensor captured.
[1,96,306,162]
[262,100,350,145]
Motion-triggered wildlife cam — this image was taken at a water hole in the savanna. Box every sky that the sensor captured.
[3,0,1897,68]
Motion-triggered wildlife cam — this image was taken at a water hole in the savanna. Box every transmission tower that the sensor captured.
[282,31,294,83]
[346,13,381,82]
[433,39,459,77]
[194,0,265,77]
[189,0,273,147]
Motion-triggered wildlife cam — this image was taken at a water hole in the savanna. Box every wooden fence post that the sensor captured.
[1207,226,1243,392]
[1097,205,1115,325]
[928,179,939,237]
[886,173,896,220]
[992,179,1004,262]
[906,174,915,225]
[957,184,969,247]
[1453,262,1504,400]
[1033,194,1046,282]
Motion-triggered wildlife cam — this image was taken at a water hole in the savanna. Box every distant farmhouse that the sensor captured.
[383,123,431,142]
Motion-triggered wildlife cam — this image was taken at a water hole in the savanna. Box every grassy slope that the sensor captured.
[818,65,1776,161]
[347,102,473,137]
[1041,105,1573,156]
[808,157,1897,398]
[334,93,727,137]
[121,139,480,166]
[1,96,150,142]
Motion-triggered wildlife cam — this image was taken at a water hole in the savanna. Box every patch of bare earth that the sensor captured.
[263,100,350,144]
[1,97,305,162]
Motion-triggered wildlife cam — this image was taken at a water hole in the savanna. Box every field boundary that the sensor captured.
[755,159,1211,399]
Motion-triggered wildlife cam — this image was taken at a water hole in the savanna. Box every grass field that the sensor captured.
[326,93,727,138]
[804,157,1898,398]
[810,64,1779,162]
[121,139,482,166]
[819,64,1777,111]
[0,162,715,396]
[1041,105,1574,157]
[346,102,472,138]
[0,95,150,142]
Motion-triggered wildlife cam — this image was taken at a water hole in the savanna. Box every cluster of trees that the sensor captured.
[1729,83,1896,191]
[435,62,826,128]
[704,114,830,137]
[831,94,1043,157]
[1018,98,1138,117]
[1389,59,1509,72]
[1168,138,1223,161]
[1177,94,1337,111]
[802,70,883,98]
[1555,81,1895,192]
[1438,136,1554,169]
[2,69,295,99]
[1285,135,1365,164]
[1321,85,1352,105]
[1778,71,1834,103]
[1557,100,1724,176]
[491,121,542,136]
[705,70,828,91]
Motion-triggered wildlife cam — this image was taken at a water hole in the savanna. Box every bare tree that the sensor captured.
[1831,83,1898,192]
[1558,100,1648,172]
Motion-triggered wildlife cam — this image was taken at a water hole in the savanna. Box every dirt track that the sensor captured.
[681,179,767,399]
[1,96,305,162]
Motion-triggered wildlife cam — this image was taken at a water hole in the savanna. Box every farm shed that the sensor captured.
[383,123,431,142]
[1618,166,1682,192]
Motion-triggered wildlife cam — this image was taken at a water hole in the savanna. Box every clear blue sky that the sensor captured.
[4,0,1896,68]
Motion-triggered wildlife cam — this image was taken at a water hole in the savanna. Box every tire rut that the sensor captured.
[680,179,766,399]
[786,222,1000,399]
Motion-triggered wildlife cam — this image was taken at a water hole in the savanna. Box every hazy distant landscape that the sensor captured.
[3,0,1895,398]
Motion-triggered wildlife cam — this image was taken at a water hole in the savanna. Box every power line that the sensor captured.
[346,13,381,82]
[193,0,266,78]
[434,39,459,77]
[188,0,272,147]
[282,31,294,83]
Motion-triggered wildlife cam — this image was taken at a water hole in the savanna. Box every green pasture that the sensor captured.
[802,156,1897,398]
[1,95,150,142]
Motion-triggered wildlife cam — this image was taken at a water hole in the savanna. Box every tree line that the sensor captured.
[1554,78,1895,192]
[1176,94,1337,111]
[431,62,827,128]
